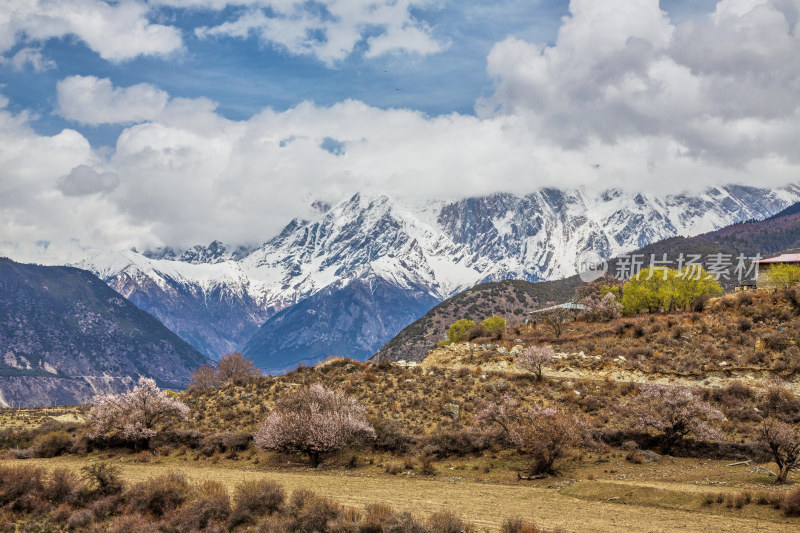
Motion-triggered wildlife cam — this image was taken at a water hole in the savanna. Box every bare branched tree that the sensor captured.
[758,417,800,484]
[216,353,260,385]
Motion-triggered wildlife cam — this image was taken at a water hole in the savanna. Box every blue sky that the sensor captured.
[2,0,719,148]
[0,0,797,262]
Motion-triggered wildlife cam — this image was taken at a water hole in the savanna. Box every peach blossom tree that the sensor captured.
[621,384,723,453]
[254,383,375,467]
[516,345,555,380]
[478,397,583,476]
[88,377,189,450]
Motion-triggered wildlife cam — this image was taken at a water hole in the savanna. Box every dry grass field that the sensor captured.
[3,450,796,532]
[0,405,86,429]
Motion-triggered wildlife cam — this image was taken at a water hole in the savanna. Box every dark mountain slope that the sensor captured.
[0,258,210,407]
[243,274,438,373]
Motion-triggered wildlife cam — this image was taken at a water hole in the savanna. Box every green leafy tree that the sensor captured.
[768,264,800,288]
[621,267,721,314]
[445,318,475,345]
[481,315,506,333]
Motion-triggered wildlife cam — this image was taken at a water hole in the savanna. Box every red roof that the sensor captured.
[757,253,800,264]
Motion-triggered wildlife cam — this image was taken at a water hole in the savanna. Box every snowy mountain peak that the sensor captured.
[77,183,800,361]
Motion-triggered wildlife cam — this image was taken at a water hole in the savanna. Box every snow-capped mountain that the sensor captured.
[77,184,800,368]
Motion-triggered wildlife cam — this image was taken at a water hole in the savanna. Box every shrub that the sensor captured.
[33,430,73,458]
[419,458,437,476]
[170,480,231,532]
[229,479,285,527]
[783,487,800,516]
[361,503,395,531]
[82,462,124,496]
[445,319,475,345]
[42,468,80,505]
[427,510,475,533]
[125,472,191,517]
[465,324,490,341]
[0,465,45,507]
[289,490,341,531]
[67,508,94,529]
[370,418,413,453]
[501,517,545,533]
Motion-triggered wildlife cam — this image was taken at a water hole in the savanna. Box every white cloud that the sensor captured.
[2,0,800,264]
[196,0,446,64]
[480,0,800,164]
[57,76,170,125]
[0,0,183,63]
[2,47,56,71]
[57,164,120,196]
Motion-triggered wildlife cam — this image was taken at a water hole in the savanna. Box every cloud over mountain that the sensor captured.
[1,1,798,264]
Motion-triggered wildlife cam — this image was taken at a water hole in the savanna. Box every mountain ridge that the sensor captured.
[0,258,211,407]
[74,184,800,369]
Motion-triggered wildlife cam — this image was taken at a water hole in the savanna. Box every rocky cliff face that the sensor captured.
[0,258,210,407]
[77,184,800,369]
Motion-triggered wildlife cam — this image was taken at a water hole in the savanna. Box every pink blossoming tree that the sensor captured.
[516,345,555,380]
[478,396,583,476]
[88,377,190,450]
[254,383,375,467]
[621,384,723,453]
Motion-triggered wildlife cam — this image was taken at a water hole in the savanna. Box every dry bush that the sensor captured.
[427,510,476,533]
[167,480,230,532]
[783,487,800,516]
[125,472,191,517]
[288,489,342,531]
[228,479,285,527]
[501,517,547,533]
[67,508,94,529]
[41,468,80,505]
[33,430,73,458]
[81,462,124,496]
[0,465,45,507]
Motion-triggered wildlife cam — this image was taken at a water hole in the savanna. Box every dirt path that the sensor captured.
[10,458,795,532]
